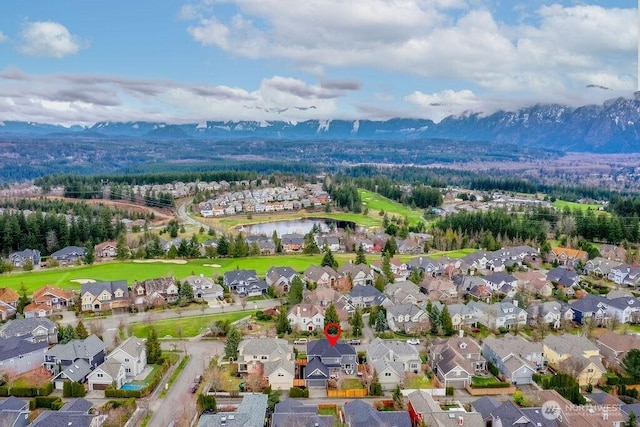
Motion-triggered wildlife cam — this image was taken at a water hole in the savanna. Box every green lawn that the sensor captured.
[129,310,255,338]
[0,254,356,293]
[471,376,501,386]
[404,375,433,389]
[359,189,426,226]
[129,364,161,386]
[553,200,607,214]
[340,378,364,389]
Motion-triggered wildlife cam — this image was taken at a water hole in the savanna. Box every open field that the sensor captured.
[359,189,426,226]
[129,310,255,338]
[0,254,356,292]
[553,200,607,214]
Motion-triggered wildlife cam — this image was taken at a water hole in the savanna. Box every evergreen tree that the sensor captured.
[355,244,367,265]
[409,268,423,285]
[16,284,29,314]
[381,251,395,283]
[375,310,388,332]
[61,324,79,344]
[321,246,338,269]
[374,274,387,293]
[324,302,340,335]
[369,370,383,396]
[75,321,89,339]
[179,281,195,304]
[225,326,242,359]
[146,327,162,364]
[167,245,178,259]
[276,307,292,335]
[430,305,441,335]
[303,232,320,254]
[624,412,637,427]
[383,237,398,257]
[116,234,129,260]
[217,235,229,257]
[441,305,454,336]
[288,276,304,306]
[84,241,95,265]
[178,239,190,257]
[350,308,364,338]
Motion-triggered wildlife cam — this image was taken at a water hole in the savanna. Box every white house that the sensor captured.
[106,337,147,378]
[87,360,126,391]
[287,304,325,332]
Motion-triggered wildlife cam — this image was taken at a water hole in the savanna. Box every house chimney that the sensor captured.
[297,306,301,317]
[459,329,464,338]
[513,299,518,308]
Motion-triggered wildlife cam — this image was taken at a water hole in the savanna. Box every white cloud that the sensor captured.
[0,31,7,43]
[184,1,637,100]
[20,21,83,58]
[405,89,483,122]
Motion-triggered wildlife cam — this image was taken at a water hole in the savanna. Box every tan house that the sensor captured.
[81,281,129,312]
[549,247,588,268]
[303,265,338,288]
[0,288,19,320]
[238,338,294,391]
[132,277,179,307]
[95,241,118,258]
[32,285,75,310]
[514,271,553,298]
[543,334,605,387]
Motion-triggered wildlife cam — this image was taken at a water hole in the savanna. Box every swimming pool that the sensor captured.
[120,383,144,391]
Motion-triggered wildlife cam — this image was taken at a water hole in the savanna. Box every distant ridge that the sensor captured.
[2,95,640,153]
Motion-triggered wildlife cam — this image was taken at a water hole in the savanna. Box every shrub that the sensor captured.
[63,381,86,398]
[29,396,64,410]
[487,361,499,377]
[105,387,142,398]
[445,386,454,396]
[289,387,308,398]
[470,382,511,389]
[197,394,217,414]
[0,383,53,397]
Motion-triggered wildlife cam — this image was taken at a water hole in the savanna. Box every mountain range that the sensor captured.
[1,95,640,153]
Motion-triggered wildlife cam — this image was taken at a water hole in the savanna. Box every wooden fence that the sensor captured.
[327,388,368,398]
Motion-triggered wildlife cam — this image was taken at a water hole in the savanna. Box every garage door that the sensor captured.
[90,382,109,391]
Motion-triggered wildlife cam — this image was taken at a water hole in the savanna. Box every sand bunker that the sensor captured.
[133,259,188,265]
[203,264,222,268]
[71,279,96,284]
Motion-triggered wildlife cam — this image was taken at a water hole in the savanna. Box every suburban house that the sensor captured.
[447,303,478,330]
[8,249,41,268]
[32,285,75,311]
[95,241,118,258]
[223,270,268,296]
[133,277,179,306]
[481,272,518,294]
[567,294,611,326]
[265,266,300,293]
[428,335,485,388]
[337,263,374,288]
[600,244,627,262]
[407,389,484,427]
[348,285,390,308]
[280,233,305,252]
[384,280,427,306]
[584,257,623,277]
[304,265,338,288]
[287,304,325,331]
[181,275,224,300]
[515,270,553,298]
[50,246,87,265]
[386,303,428,334]
[371,257,409,281]
[597,331,640,370]
[467,301,527,330]
[237,338,294,391]
[22,303,52,319]
[609,264,640,286]
[197,393,267,427]
[406,256,444,277]
[543,334,605,387]
[272,399,333,427]
[419,277,459,302]
[0,337,48,375]
[546,267,580,288]
[539,389,626,426]
[87,359,126,391]
[0,396,30,427]
[526,301,562,329]
[305,339,357,387]
[472,396,564,427]
[366,338,421,390]
[0,288,19,320]
[343,400,411,427]
[106,337,147,378]
[45,335,106,389]
[81,280,130,312]
[0,318,58,344]
[316,235,340,252]
[481,335,542,385]
[30,398,106,427]
[549,247,588,268]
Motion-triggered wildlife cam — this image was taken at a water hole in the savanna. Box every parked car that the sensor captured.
[406,338,420,345]
[189,382,199,393]
[347,339,361,345]
[293,338,308,344]
[195,375,203,384]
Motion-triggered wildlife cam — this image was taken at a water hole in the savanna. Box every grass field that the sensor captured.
[471,376,501,386]
[359,189,426,226]
[0,254,356,292]
[553,200,607,214]
[129,310,255,338]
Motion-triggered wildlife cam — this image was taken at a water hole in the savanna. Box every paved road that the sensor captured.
[150,340,225,427]
[177,199,211,232]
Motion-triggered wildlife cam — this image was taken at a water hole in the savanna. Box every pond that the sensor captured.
[239,218,357,236]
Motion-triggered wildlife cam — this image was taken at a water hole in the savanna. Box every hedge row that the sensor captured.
[63,381,86,398]
[289,387,309,398]
[606,375,637,386]
[29,396,64,411]
[0,382,53,397]
[105,358,175,398]
[470,382,511,389]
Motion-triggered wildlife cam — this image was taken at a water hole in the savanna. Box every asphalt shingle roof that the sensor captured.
[0,337,47,361]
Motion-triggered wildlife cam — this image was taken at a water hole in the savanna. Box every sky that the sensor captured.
[0,0,636,125]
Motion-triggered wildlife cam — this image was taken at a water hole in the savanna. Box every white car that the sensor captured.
[406,338,420,345]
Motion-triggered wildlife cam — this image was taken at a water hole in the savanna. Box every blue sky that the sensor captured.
[0,0,636,125]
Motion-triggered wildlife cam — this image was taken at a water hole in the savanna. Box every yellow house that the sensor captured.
[543,334,604,387]
[559,355,606,387]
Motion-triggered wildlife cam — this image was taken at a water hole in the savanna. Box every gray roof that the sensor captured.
[307,339,356,358]
[272,413,333,427]
[343,400,411,427]
[387,303,424,318]
[543,334,599,356]
[239,337,291,360]
[30,411,97,427]
[81,280,128,298]
[0,397,27,411]
[350,285,384,299]
[95,359,124,380]
[305,357,329,379]
[114,337,146,359]
[0,318,56,339]
[0,337,47,361]
[471,396,501,420]
[275,399,317,414]
[483,334,542,360]
[266,266,298,282]
[46,335,105,362]
[51,246,87,259]
[224,270,258,284]
[589,392,624,406]
[60,398,93,413]
[483,272,517,285]
[55,359,91,382]
[366,338,420,361]
[198,393,267,427]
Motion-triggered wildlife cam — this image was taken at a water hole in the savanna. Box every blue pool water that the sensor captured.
[120,383,144,391]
